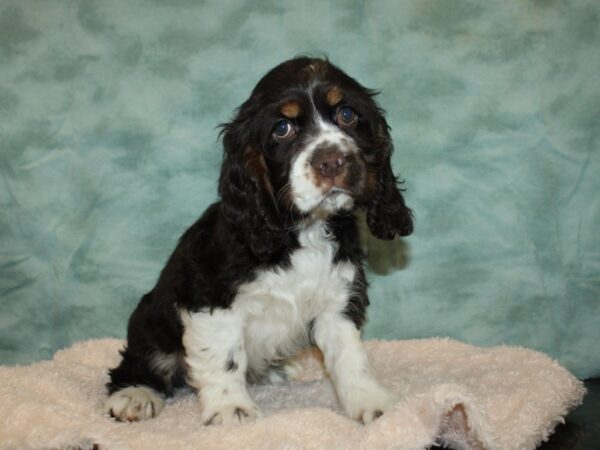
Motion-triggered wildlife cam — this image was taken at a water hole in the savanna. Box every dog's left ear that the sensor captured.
[366,119,414,240]
[219,113,285,260]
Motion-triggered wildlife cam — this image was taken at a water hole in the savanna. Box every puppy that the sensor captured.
[105,57,413,425]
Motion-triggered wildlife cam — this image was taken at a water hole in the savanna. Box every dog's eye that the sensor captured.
[336,106,358,128]
[272,119,296,141]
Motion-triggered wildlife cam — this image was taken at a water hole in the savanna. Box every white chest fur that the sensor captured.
[178,220,392,426]
[233,221,356,374]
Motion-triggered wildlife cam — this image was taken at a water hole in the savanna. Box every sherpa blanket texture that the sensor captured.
[0,338,585,450]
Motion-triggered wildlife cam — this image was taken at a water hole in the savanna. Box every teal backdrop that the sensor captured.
[1,0,599,378]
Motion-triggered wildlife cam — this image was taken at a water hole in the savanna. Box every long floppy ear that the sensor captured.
[366,120,414,239]
[218,119,285,260]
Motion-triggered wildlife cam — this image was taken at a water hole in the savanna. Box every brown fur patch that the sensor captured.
[280,101,301,118]
[244,146,269,184]
[365,170,378,198]
[243,146,281,228]
[326,86,343,106]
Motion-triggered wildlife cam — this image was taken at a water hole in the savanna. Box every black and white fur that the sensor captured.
[105,57,413,425]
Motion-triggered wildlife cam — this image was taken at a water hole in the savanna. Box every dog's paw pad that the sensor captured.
[105,386,165,422]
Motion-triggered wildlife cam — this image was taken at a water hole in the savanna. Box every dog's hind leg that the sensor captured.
[105,348,177,422]
[105,385,164,422]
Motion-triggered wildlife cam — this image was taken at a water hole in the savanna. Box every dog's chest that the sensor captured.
[234,222,356,364]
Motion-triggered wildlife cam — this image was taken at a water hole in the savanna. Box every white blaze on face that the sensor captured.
[290,118,357,215]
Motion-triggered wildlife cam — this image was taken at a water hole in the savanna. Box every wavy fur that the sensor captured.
[106,57,413,424]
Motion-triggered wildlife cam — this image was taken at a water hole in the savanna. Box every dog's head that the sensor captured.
[219,57,413,259]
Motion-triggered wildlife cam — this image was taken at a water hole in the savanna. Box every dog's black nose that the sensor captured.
[311,148,346,179]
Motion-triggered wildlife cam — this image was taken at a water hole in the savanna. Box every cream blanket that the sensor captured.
[0,338,584,450]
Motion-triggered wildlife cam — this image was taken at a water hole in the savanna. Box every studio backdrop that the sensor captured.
[1,0,599,378]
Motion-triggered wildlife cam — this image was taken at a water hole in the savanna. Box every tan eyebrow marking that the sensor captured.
[280,101,301,118]
[326,86,343,106]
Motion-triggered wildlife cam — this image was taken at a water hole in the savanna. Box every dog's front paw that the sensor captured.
[201,402,262,426]
[342,385,397,424]
[105,386,165,422]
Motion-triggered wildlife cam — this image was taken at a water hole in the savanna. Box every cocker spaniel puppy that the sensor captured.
[105,57,413,425]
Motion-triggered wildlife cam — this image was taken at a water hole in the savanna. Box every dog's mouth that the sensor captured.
[314,187,354,214]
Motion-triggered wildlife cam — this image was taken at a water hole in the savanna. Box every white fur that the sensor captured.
[105,386,165,422]
[149,351,182,380]
[181,220,395,424]
[290,119,357,214]
[180,308,260,425]
[313,315,398,423]
[264,358,304,384]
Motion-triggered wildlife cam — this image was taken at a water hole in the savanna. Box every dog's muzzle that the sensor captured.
[290,131,366,215]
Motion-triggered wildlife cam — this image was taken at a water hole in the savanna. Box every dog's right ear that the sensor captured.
[218,116,285,261]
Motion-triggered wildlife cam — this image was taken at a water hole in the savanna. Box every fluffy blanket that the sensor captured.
[0,338,585,450]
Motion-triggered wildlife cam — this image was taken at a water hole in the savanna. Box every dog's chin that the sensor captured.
[299,189,355,220]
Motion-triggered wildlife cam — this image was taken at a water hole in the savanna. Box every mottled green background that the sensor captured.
[1,0,599,378]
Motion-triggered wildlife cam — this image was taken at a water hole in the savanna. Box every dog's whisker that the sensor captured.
[275,184,293,210]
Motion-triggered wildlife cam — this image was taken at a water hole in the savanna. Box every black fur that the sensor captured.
[107,57,413,400]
